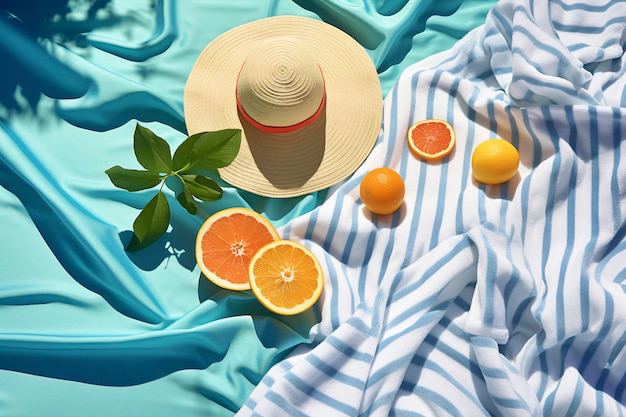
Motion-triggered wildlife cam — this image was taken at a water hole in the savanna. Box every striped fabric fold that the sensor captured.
[238,0,626,415]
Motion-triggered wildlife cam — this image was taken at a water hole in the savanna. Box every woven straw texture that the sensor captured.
[184,16,382,197]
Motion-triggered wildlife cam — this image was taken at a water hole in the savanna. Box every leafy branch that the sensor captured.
[106,124,241,251]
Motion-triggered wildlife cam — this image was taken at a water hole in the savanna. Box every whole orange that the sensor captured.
[360,168,405,215]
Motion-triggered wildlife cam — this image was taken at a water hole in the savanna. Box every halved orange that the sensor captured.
[196,208,280,291]
[407,119,455,160]
[249,240,324,315]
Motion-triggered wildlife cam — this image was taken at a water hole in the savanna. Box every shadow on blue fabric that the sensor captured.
[0,331,234,386]
[1,0,186,131]
[292,0,464,72]
[0,0,109,113]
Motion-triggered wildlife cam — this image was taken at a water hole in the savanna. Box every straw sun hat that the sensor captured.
[184,16,382,198]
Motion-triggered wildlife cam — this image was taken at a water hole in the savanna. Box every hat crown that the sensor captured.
[237,38,324,127]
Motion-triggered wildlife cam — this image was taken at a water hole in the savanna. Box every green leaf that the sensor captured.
[126,191,170,251]
[181,174,222,201]
[172,132,202,171]
[133,123,172,173]
[181,129,241,172]
[105,166,162,191]
[176,181,197,215]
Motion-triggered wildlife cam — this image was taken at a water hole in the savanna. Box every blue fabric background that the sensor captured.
[0,1,493,415]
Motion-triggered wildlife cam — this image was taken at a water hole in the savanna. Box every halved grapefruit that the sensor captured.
[196,208,280,291]
[249,240,324,315]
[407,119,455,160]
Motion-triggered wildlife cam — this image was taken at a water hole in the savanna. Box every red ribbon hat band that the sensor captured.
[235,64,326,135]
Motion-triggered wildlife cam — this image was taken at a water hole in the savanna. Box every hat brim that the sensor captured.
[184,16,382,198]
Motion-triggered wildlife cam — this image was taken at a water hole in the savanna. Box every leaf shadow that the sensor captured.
[0,0,116,115]
[120,202,199,272]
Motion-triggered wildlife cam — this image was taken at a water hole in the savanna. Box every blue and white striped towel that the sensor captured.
[238,0,626,415]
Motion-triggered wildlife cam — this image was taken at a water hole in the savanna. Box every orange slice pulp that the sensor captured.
[249,240,324,315]
[407,119,455,160]
[196,208,280,291]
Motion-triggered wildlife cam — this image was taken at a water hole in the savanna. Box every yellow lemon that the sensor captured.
[471,139,519,185]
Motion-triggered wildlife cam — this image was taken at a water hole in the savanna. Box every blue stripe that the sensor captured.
[492,66,512,75]
[265,391,310,417]
[390,410,427,417]
[610,108,622,229]
[491,395,528,409]
[245,398,257,410]
[579,292,614,376]
[367,353,415,387]
[303,211,319,241]
[322,250,341,329]
[501,228,520,309]
[471,336,496,348]
[552,16,626,34]
[322,194,345,254]
[490,7,513,43]
[615,371,626,403]
[557,336,576,377]
[357,227,377,301]
[379,307,446,351]
[567,42,589,52]
[284,373,358,416]
[340,193,361,311]
[326,336,373,363]
[305,354,365,390]
[412,386,463,416]
[497,107,514,229]
[347,316,370,335]
[556,106,579,340]
[543,386,558,416]
[480,229,499,327]
[386,293,439,328]
[536,349,551,399]
[607,332,626,369]
[480,366,508,379]
[455,89,479,233]
[592,388,605,417]
[510,296,533,330]
[424,334,483,379]
[564,377,585,417]
[551,0,625,12]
